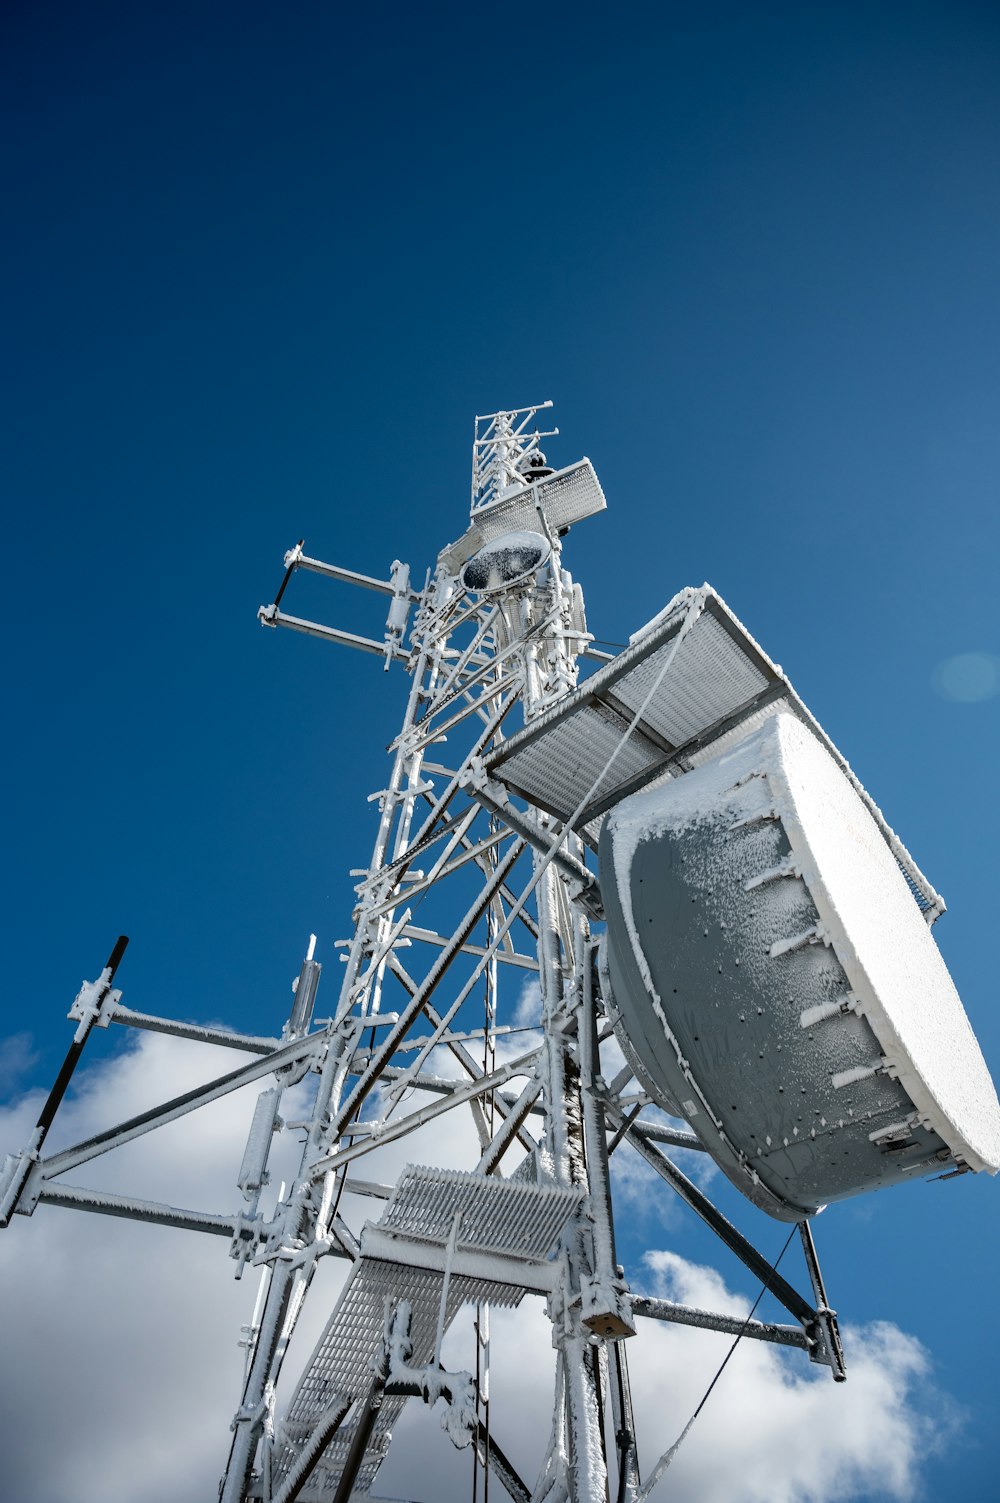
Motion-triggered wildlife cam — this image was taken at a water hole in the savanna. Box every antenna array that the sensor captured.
[7,403,991,1503]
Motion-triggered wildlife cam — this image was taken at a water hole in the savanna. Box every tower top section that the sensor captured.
[434,400,606,579]
[471,401,558,514]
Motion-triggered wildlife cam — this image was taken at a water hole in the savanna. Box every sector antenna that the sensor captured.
[3,402,998,1503]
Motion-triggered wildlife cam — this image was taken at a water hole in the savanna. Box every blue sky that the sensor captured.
[3,3,1000,1499]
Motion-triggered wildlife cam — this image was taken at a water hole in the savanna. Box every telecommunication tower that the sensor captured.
[3,403,998,1503]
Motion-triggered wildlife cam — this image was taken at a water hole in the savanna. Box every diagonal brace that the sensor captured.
[615,1113,819,1330]
[37,1032,322,1180]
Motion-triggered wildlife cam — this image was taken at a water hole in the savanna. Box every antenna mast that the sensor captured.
[5,403,891,1503]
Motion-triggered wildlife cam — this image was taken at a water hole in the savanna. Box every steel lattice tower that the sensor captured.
[3,404,873,1503]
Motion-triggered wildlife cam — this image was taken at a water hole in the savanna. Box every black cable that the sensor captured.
[641,1224,798,1497]
[686,1224,797,1425]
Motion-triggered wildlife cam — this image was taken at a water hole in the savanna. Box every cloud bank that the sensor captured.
[0,1032,959,1503]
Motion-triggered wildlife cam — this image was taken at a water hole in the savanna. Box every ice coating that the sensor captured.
[608,712,1000,1176]
[768,715,1000,1171]
[461,529,550,593]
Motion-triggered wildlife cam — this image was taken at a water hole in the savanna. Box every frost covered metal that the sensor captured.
[5,403,992,1502]
[600,712,1000,1221]
[485,585,945,920]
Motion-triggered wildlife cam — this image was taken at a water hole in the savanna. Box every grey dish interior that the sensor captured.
[598,737,959,1222]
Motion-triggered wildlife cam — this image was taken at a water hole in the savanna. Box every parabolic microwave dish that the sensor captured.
[599,710,1000,1221]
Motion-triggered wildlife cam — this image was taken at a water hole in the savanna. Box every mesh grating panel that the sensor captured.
[274,1166,582,1497]
[385,1164,585,1260]
[611,612,768,746]
[581,811,608,847]
[499,704,661,817]
[276,1261,522,1496]
[484,585,943,916]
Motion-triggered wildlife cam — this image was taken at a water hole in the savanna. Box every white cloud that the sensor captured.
[0,1032,961,1503]
[0,1032,343,1503]
[379,1253,957,1503]
[513,977,542,1028]
[630,1251,960,1503]
[0,1030,40,1094]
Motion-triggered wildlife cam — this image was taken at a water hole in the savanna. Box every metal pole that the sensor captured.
[515,556,610,1503]
[0,936,128,1227]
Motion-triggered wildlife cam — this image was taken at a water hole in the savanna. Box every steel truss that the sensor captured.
[1,405,846,1503]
